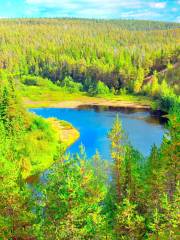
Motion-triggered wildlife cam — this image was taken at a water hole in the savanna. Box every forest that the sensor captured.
[0,19,180,110]
[0,19,180,239]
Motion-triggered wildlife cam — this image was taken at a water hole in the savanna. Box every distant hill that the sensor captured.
[1,18,180,30]
[0,18,179,93]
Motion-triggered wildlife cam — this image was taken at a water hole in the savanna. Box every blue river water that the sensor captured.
[30,106,166,159]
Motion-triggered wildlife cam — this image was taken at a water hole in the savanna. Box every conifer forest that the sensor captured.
[0,15,180,240]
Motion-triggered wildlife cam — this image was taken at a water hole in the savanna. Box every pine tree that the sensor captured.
[133,67,144,93]
[161,108,180,199]
[151,71,160,97]
[123,146,144,203]
[35,157,107,239]
[160,79,173,97]
[108,115,126,203]
[115,198,145,239]
[0,101,35,239]
[146,145,165,211]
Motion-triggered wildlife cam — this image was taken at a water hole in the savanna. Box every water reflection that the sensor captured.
[30,106,167,159]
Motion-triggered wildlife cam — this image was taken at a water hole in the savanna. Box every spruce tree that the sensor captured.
[108,115,126,203]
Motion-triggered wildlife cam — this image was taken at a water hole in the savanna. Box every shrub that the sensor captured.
[151,73,160,97]
[30,117,49,131]
[22,76,40,86]
[133,67,144,94]
[160,79,174,97]
[57,76,83,93]
[88,81,110,96]
[119,88,127,95]
[96,81,110,95]
[159,95,179,113]
[21,75,56,89]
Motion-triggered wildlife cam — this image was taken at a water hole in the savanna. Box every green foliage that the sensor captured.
[22,76,39,86]
[160,79,174,96]
[115,199,145,239]
[0,19,179,239]
[21,75,59,90]
[108,115,126,202]
[0,90,179,239]
[0,71,77,239]
[30,116,49,131]
[118,88,128,95]
[159,65,180,95]
[87,80,110,96]
[0,79,35,239]
[150,72,160,97]
[133,67,144,93]
[96,81,110,95]
[57,76,83,93]
[147,192,179,239]
[145,145,165,212]
[159,94,180,113]
[0,19,179,96]
[34,157,107,239]
[24,115,62,176]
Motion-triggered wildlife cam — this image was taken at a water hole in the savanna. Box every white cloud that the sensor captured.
[26,0,142,9]
[26,0,144,18]
[26,0,78,10]
[176,16,180,22]
[25,0,178,21]
[77,8,112,18]
[120,10,161,19]
[25,6,40,16]
[149,2,166,9]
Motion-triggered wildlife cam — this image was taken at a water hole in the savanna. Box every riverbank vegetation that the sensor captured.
[0,73,79,178]
[21,75,153,108]
[0,18,180,239]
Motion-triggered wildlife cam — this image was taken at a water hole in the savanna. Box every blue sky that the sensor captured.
[0,0,179,22]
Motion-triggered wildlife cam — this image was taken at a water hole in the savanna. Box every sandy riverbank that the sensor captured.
[25,98,151,109]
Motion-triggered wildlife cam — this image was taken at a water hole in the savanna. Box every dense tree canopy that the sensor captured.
[0,19,179,92]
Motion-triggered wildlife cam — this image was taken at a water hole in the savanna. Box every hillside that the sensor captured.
[0,18,179,93]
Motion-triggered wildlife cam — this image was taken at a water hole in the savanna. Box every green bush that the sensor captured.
[23,78,38,86]
[96,81,110,95]
[30,117,49,131]
[159,95,179,113]
[57,76,83,93]
[22,76,40,86]
[119,88,127,95]
[21,75,56,89]
[88,81,110,96]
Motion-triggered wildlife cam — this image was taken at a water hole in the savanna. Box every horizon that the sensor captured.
[0,0,179,22]
[0,17,180,24]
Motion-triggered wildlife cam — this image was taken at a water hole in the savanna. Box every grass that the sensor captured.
[21,84,86,107]
[48,118,80,148]
[21,83,153,109]
[22,114,79,179]
[98,93,153,106]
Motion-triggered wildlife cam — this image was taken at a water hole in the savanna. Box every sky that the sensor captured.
[0,0,179,22]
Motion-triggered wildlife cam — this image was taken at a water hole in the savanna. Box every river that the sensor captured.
[30,106,166,159]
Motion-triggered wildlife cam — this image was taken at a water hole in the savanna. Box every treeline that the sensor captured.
[0,71,179,239]
[1,18,180,30]
[0,19,179,93]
